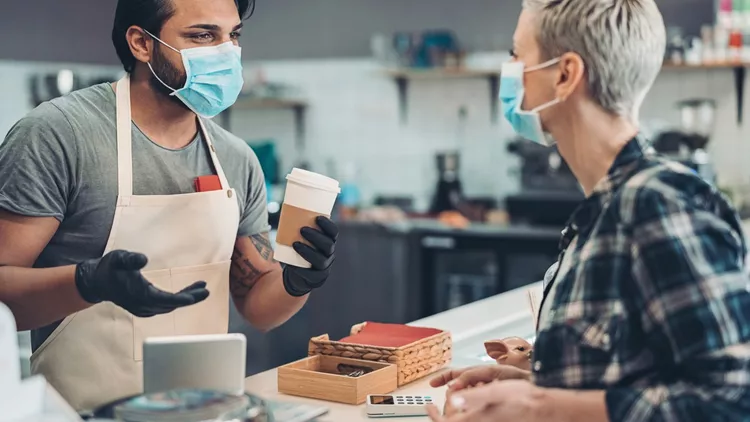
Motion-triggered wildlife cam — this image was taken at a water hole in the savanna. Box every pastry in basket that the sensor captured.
[484,337,533,370]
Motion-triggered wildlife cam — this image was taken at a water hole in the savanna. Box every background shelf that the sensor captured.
[384,68,500,124]
[385,63,750,125]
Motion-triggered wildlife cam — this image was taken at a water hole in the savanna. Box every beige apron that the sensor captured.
[30,74,240,412]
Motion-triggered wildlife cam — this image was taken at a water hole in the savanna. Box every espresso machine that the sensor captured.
[504,139,584,227]
[506,139,579,192]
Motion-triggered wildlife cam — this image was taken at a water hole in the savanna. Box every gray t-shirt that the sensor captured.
[0,83,270,351]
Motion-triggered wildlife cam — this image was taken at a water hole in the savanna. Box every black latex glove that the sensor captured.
[75,250,210,317]
[282,216,339,297]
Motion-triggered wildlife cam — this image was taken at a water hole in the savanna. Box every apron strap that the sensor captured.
[115,75,231,195]
[115,74,134,197]
[197,118,230,190]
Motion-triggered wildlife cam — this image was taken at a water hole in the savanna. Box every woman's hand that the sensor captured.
[429,364,531,392]
[427,380,546,422]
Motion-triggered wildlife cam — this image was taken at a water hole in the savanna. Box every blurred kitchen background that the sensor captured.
[5,0,750,376]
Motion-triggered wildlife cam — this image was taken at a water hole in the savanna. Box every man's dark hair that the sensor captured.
[112,0,255,73]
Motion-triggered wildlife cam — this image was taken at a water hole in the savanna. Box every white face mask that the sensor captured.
[500,58,562,146]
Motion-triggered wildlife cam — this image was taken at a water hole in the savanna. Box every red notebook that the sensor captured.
[194,175,222,192]
[338,322,443,348]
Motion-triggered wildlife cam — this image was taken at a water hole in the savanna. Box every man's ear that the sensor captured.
[484,340,510,363]
[127,26,153,66]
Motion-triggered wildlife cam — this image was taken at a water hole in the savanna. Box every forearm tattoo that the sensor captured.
[252,232,275,261]
[229,233,276,299]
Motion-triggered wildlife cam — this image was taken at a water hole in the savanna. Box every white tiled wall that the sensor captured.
[231,57,520,210]
[232,58,750,207]
[2,58,749,209]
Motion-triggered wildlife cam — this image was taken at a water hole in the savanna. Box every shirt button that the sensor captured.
[534,361,542,372]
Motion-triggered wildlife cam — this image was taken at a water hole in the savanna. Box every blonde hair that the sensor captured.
[522,0,666,119]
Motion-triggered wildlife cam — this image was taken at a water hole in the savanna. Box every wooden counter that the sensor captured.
[243,286,534,421]
[245,367,448,421]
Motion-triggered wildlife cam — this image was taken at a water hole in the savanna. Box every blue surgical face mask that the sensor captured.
[500,58,561,146]
[145,30,244,118]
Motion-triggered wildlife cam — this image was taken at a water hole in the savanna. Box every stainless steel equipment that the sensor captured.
[652,98,717,184]
[506,139,579,192]
[677,98,716,151]
[29,70,84,107]
[86,393,271,421]
[505,138,583,227]
[29,71,117,107]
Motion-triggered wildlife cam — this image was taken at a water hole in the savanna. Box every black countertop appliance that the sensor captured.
[429,152,464,215]
[507,139,579,192]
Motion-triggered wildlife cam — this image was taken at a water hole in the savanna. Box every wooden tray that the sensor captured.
[277,355,397,405]
[308,322,452,386]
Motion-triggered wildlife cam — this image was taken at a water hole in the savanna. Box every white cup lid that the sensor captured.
[286,168,340,193]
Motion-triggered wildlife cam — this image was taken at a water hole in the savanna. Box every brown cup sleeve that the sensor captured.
[276,203,328,247]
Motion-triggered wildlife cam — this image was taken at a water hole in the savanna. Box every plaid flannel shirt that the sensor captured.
[532,137,750,422]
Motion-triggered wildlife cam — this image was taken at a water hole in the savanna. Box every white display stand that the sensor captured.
[0,302,20,394]
[0,302,81,421]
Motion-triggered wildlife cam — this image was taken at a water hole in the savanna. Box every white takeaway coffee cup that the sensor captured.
[274,168,341,268]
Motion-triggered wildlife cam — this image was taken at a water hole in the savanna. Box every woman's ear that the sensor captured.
[555,51,585,101]
[484,340,510,363]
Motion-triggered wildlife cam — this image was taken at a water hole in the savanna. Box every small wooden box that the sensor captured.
[277,355,397,405]
[309,322,452,386]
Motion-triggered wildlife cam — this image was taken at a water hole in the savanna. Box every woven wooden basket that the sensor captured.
[308,322,452,386]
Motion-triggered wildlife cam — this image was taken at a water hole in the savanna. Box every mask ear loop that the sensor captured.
[525,57,562,73]
[531,97,561,113]
[147,64,179,94]
[143,29,181,94]
[142,29,180,54]
[525,56,564,113]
